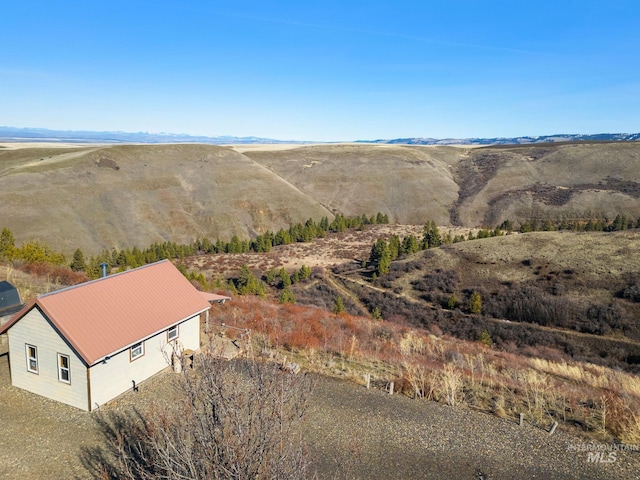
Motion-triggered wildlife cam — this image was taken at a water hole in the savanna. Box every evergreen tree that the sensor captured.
[469,291,482,314]
[499,219,513,232]
[298,264,312,281]
[422,220,441,248]
[447,294,458,310]
[388,235,400,260]
[279,267,292,288]
[609,214,627,231]
[227,235,243,253]
[0,227,16,260]
[265,268,279,286]
[274,229,292,246]
[333,296,345,314]
[369,238,391,275]
[401,234,420,255]
[278,287,296,304]
[237,264,266,296]
[479,330,493,348]
[70,248,86,272]
[375,212,387,224]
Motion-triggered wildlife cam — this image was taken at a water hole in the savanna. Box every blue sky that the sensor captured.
[2,1,638,141]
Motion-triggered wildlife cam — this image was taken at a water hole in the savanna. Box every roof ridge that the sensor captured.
[38,259,171,298]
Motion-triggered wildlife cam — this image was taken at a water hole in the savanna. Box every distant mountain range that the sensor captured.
[1,126,639,145]
[365,132,640,145]
[0,126,300,145]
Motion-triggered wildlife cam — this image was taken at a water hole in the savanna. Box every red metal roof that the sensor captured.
[0,260,211,366]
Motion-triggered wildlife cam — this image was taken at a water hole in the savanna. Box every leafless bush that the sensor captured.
[85,353,316,480]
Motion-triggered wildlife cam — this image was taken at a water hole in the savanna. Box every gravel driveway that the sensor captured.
[1,347,639,480]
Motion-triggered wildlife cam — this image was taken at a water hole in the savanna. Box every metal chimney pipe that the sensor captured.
[100,262,108,278]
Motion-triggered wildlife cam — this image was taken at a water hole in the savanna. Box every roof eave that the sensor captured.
[87,305,211,366]
[0,300,36,335]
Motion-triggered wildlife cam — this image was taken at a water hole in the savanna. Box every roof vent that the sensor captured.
[100,263,109,278]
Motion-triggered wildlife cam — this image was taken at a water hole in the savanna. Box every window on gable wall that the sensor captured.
[57,353,70,383]
[26,344,38,373]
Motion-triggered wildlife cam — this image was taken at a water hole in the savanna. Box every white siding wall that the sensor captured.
[89,314,201,409]
[7,308,89,410]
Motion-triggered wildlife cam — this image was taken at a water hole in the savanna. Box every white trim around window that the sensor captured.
[130,342,144,361]
[26,344,38,374]
[57,353,71,384]
[167,325,179,342]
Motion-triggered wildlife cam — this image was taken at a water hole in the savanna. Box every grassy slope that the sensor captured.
[2,141,640,256]
[454,142,640,226]
[4,226,640,446]
[244,144,462,225]
[0,144,332,254]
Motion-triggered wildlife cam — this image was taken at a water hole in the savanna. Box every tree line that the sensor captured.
[367,214,640,278]
[0,212,390,280]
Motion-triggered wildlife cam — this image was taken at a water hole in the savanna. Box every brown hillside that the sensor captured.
[243,143,462,225]
[453,142,640,226]
[0,144,331,254]
[2,141,640,255]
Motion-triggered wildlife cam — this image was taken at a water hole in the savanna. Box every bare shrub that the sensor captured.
[402,361,432,400]
[86,353,316,480]
[437,364,464,407]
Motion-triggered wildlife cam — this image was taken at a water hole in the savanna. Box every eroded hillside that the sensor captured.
[0,144,331,254]
[2,141,640,255]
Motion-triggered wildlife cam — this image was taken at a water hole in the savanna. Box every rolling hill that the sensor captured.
[1,141,640,255]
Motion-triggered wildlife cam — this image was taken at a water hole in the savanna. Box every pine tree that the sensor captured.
[279,267,292,287]
[469,291,482,314]
[447,294,458,310]
[298,265,311,281]
[333,296,345,314]
[278,288,296,304]
[237,264,266,296]
[479,330,493,348]
[388,235,400,260]
[422,220,441,248]
[70,248,87,272]
[401,234,420,254]
[369,238,391,275]
[0,227,16,260]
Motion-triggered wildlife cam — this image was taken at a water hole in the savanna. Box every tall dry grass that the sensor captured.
[213,295,640,444]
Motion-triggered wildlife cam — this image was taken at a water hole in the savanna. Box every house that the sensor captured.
[0,260,212,411]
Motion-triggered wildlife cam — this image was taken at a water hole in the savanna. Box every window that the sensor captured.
[130,342,144,361]
[167,325,179,342]
[26,344,38,374]
[57,354,70,384]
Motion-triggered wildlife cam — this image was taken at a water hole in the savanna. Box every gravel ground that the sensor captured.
[1,347,639,480]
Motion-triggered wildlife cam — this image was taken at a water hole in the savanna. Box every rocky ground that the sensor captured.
[1,341,639,480]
